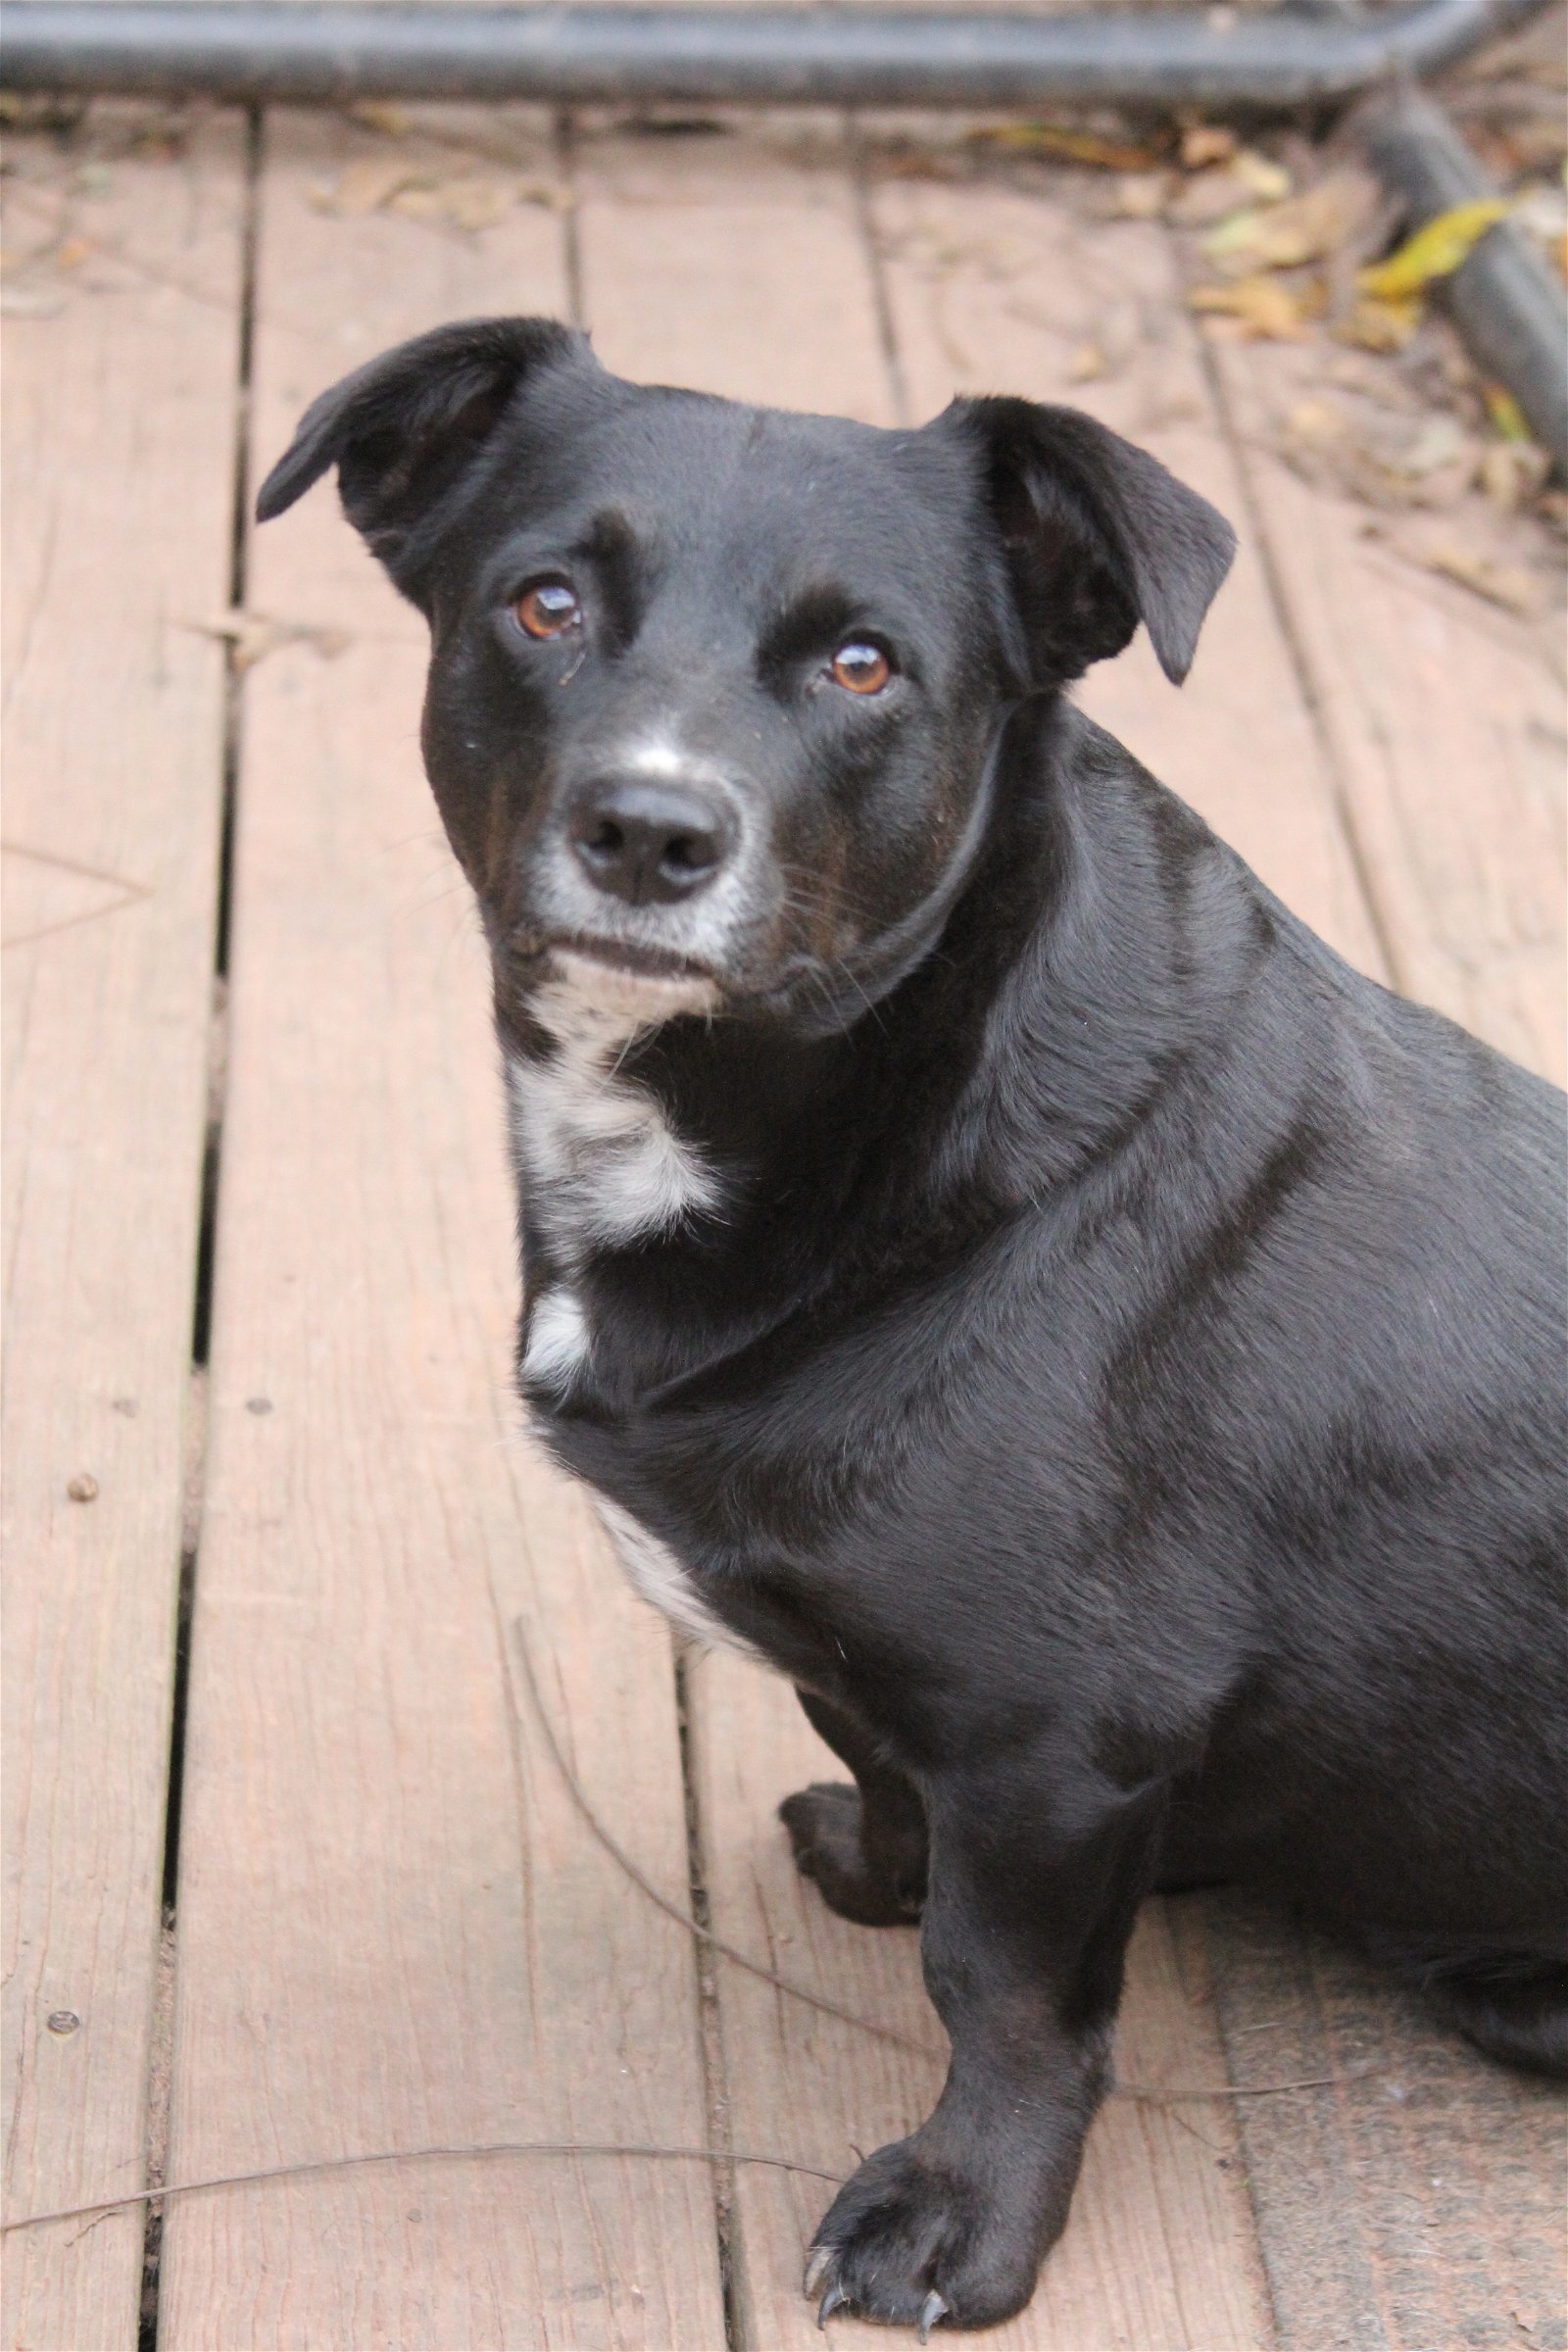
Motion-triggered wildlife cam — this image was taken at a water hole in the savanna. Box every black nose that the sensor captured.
[568,777,731,906]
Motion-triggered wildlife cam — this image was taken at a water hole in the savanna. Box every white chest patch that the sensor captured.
[591,1495,758,1658]
[507,957,723,1260]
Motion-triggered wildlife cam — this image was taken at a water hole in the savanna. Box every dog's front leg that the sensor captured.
[805,1761,1167,2332]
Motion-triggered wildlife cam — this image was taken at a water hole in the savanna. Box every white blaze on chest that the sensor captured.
[591,1495,759,1658]
[507,958,723,1259]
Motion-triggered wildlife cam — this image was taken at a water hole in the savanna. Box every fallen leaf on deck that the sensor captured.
[313,157,417,215]
[1109,171,1168,220]
[1482,382,1533,441]
[1339,291,1423,351]
[348,101,414,136]
[1179,123,1237,171]
[1166,165,1262,227]
[1479,441,1550,510]
[1358,199,1509,298]
[1400,537,1545,614]
[1067,340,1107,382]
[1231,150,1293,204]
[972,122,1163,170]
[388,174,512,232]
[1204,171,1378,273]
[54,236,93,271]
[1189,274,1310,339]
[1281,400,1480,509]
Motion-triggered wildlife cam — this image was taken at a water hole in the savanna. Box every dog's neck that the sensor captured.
[501,701,1253,1411]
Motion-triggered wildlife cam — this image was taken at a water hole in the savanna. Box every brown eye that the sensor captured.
[830,641,891,695]
[514,580,581,640]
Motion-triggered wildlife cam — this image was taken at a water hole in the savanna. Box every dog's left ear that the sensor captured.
[255,315,590,600]
[943,396,1236,686]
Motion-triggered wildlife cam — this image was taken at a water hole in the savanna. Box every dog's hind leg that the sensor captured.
[1374,1936,1568,2079]
[779,1690,928,1927]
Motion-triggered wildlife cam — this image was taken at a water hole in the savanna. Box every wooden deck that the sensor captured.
[4,97,1565,2352]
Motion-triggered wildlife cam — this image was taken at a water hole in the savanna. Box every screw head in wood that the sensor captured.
[46,2010,81,2035]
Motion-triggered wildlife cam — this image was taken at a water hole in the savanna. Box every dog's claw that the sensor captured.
[917,2289,950,2342]
[817,2280,849,2328]
[803,2247,832,2299]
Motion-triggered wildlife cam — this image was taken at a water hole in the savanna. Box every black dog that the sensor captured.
[259,318,1567,2332]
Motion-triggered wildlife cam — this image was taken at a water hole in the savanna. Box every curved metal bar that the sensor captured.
[1357,85,1568,472]
[0,0,1548,111]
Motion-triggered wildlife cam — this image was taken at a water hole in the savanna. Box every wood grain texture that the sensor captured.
[575,114,1275,2348]
[1204,333,1565,1084]
[154,108,725,2350]
[1194,1891,1567,2352]
[2,106,243,2352]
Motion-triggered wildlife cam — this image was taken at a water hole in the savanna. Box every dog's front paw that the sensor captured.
[805,2132,1046,2332]
[779,1783,923,1927]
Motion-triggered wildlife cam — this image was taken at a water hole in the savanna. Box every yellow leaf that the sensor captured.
[973,122,1163,170]
[1358,200,1510,300]
[1482,383,1532,443]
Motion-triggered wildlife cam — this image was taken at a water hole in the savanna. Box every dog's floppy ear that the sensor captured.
[255,315,588,597]
[945,396,1236,686]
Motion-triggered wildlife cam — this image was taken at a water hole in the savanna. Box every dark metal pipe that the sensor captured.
[1357,85,1568,472]
[0,0,1548,112]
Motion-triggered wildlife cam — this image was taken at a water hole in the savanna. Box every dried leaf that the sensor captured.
[973,122,1163,170]
[1230,150,1293,204]
[1358,199,1510,299]
[313,158,417,216]
[1189,274,1309,340]
[388,174,510,232]
[1180,123,1236,171]
[1483,382,1533,442]
[1340,292,1423,352]
[54,236,93,272]
[1404,538,1544,615]
[516,178,576,214]
[1204,172,1377,274]
[1284,396,1347,452]
[1166,166,1260,228]
[1109,171,1168,221]
[1479,441,1550,511]
[348,101,413,136]
[1067,340,1107,383]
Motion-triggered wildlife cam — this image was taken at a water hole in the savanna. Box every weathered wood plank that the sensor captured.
[1192,1890,1567,2352]
[1202,332,1564,1083]
[576,113,1275,2347]
[155,107,725,2350]
[1,105,243,2352]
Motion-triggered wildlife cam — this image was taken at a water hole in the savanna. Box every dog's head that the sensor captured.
[258,317,1234,1034]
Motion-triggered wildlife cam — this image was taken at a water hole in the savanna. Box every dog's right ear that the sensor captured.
[255,315,588,599]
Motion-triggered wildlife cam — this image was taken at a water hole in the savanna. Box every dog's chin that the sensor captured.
[542,941,722,1025]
